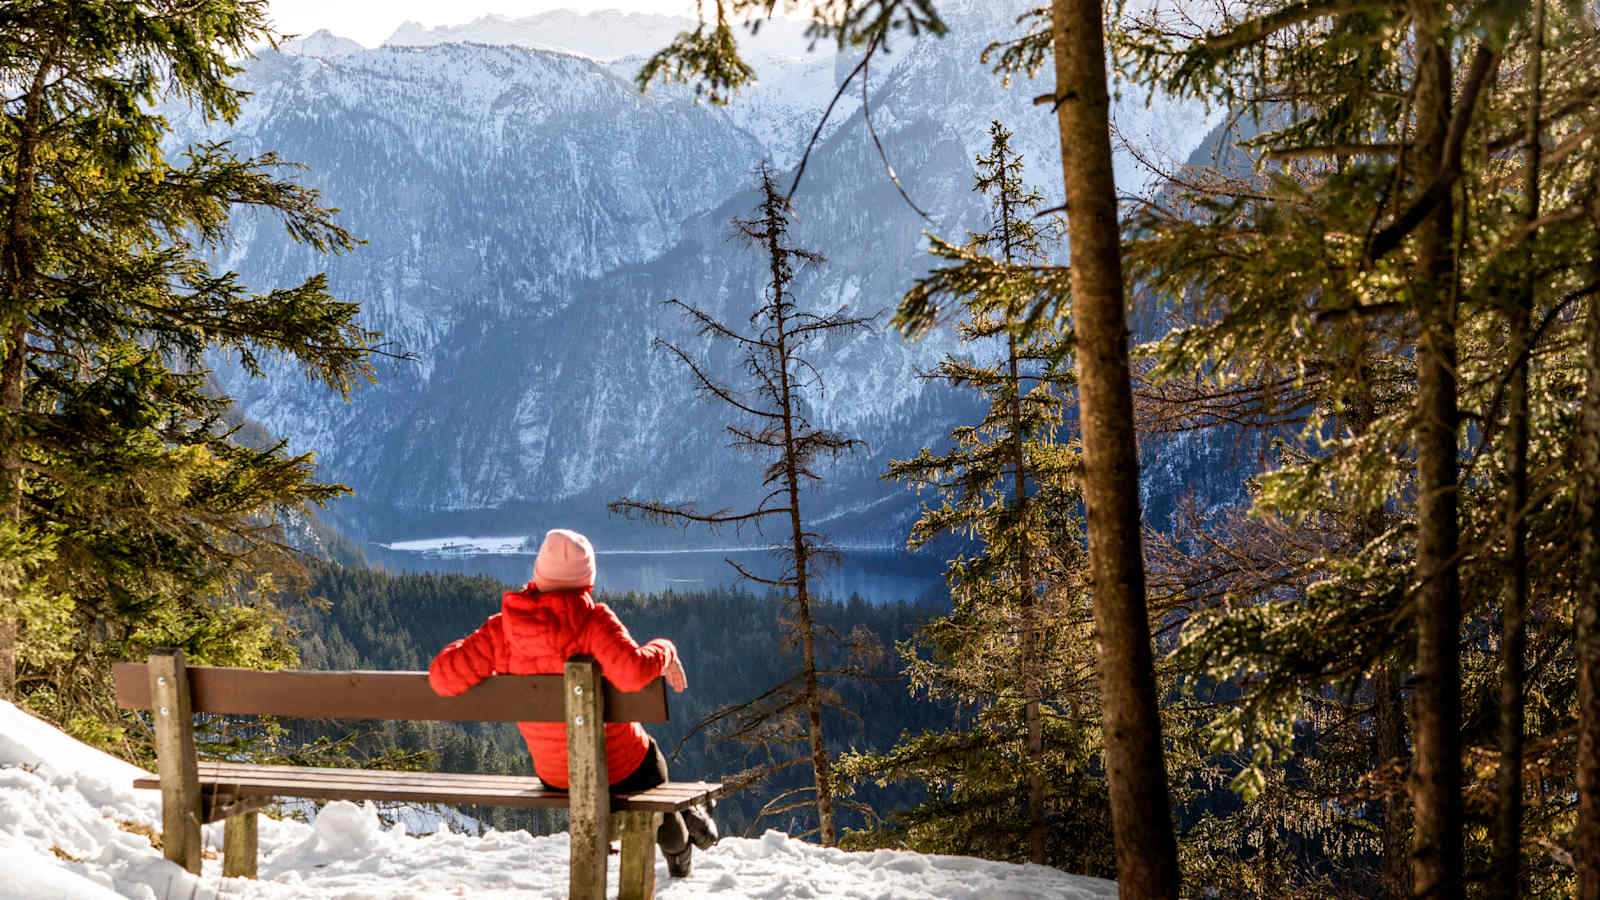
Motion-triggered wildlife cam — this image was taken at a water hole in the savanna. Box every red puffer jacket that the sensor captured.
[427,583,678,789]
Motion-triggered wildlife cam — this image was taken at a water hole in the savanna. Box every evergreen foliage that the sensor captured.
[0,0,384,738]
[637,0,948,106]
[1117,0,1598,894]
[841,121,1111,874]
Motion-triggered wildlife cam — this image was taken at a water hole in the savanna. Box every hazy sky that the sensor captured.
[267,0,702,48]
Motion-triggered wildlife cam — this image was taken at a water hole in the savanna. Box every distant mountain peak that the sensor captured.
[381,8,826,65]
[382,10,697,62]
[280,28,364,59]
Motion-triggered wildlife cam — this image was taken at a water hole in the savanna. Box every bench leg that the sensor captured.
[149,652,202,874]
[617,811,661,900]
[223,811,258,879]
[565,658,610,900]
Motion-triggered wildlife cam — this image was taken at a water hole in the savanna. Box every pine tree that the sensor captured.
[610,165,871,845]
[0,1,383,726]
[841,120,1111,872]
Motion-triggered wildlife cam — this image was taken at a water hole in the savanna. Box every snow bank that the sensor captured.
[0,701,1117,898]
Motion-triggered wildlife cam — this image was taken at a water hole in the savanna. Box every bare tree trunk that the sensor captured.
[1407,3,1464,897]
[1575,214,1600,900]
[1049,0,1178,895]
[1491,6,1542,897]
[791,551,836,847]
[771,240,835,847]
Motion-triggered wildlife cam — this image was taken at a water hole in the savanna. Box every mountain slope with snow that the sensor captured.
[0,701,1119,899]
[191,1,1218,544]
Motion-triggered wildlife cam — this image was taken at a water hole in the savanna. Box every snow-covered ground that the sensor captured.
[0,701,1118,899]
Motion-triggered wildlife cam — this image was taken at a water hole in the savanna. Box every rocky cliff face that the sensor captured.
[195,3,1217,546]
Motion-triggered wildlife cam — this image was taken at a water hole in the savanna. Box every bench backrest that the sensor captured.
[111,660,667,723]
[116,650,636,898]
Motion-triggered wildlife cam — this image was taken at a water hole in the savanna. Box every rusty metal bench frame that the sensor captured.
[113,651,718,900]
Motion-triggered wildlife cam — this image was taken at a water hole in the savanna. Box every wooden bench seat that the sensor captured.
[132,761,720,812]
[113,651,719,900]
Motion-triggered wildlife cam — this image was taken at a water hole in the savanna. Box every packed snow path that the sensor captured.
[0,702,1117,899]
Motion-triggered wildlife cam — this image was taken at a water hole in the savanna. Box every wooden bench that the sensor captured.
[112,650,719,900]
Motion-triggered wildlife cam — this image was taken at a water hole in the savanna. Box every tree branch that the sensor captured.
[1367,43,1499,262]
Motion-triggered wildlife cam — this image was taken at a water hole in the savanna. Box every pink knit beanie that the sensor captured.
[532,528,596,591]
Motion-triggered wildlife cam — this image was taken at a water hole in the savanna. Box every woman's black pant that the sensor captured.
[611,739,688,855]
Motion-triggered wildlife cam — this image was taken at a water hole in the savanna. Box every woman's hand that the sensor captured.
[664,658,687,692]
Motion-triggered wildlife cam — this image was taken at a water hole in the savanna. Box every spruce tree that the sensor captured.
[0,1,382,726]
[841,120,1111,872]
[610,165,870,846]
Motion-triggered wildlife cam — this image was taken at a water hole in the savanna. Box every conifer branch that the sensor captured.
[1367,42,1499,262]
[1200,0,1398,53]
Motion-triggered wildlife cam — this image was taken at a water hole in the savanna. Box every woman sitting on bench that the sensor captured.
[428,528,718,876]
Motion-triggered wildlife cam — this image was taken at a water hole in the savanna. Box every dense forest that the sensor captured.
[2,1,1598,899]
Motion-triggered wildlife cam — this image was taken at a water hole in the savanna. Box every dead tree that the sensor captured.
[611,165,870,846]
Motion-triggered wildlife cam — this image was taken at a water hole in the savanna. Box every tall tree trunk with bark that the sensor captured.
[1491,5,1542,897]
[1049,0,1179,895]
[994,136,1047,865]
[0,57,50,702]
[1575,206,1600,900]
[1347,349,1412,900]
[1407,2,1464,897]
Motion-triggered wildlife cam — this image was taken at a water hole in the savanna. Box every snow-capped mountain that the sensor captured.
[195,2,1217,545]
[383,9,817,64]
[281,28,364,59]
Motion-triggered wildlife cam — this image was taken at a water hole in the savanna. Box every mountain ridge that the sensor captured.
[197,3,1217,546]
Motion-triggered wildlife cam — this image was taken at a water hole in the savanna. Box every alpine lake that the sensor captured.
[364,541,949,608]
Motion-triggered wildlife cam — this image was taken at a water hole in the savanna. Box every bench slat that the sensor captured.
[112,663,667,724]
[148,760,719,800]
[133,762,718,814]
[131,767,723,799]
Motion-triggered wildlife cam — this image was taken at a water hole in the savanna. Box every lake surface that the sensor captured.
[363,544,949,607]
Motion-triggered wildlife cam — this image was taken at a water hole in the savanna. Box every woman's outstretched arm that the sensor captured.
[581,604,680,693]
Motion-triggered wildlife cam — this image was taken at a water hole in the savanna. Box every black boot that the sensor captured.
[659,812,693,877]
[665,844,693,878]
[683,804,719,851]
